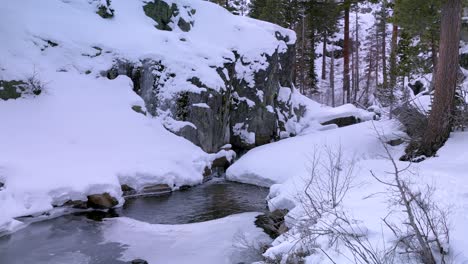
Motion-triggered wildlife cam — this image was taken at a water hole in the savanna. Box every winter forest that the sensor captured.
[1,0,468,263]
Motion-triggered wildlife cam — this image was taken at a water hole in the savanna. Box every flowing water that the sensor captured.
[0,179,269,264]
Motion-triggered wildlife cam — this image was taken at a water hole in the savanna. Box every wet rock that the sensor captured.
[87,193,118,209]
[255,209,289,239]
[203,166,213,182]
[131,259,148,264]
[76,209,119,222]
[179,185,191,191]
[142,184,172,195]
[212,156,230,170]
[121,184,137,196]
[63,200,88,209]
[321,116,359,127]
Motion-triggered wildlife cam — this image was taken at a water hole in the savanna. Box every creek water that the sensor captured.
[0,179,269,264]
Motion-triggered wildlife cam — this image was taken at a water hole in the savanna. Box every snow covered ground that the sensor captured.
[102,212,271,264]
[0,0,292,234]
[228,120,468,263]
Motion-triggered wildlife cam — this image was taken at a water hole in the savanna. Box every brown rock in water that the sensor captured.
[121,184,137,196]
[63,200,88,209]
[141,184,172,194]
[87,193,118,209]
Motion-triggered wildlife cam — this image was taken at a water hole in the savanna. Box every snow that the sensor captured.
[228,120,468,263]
[0,0,294,235]
[102,213,271,264]
[0,72,211,234]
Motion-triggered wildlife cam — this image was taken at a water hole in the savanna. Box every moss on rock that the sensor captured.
[0,80,27,100]
[143,0,176,31]
[96,0,114,19]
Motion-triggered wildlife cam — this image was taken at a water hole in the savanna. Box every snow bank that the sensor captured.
[228,119,468,263]
[102,213,271,264]
[1,0,289,234]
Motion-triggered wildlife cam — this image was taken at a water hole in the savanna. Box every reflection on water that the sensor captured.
[0,179,269,264]
[120,178,269,224]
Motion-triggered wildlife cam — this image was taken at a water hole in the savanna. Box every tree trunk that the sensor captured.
[430,31,439,90]
[389,23,398,119]
[331,46,335,107]
[354,9,360,103]
[417,0,462,157]
[322,31,327,80]
[343,1,351,104]
[381,1,388,91]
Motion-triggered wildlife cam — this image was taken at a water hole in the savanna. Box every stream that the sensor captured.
[0,179,269,264]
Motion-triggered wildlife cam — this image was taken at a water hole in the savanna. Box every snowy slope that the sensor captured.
[228,120,468,263]
[0,0,295,234]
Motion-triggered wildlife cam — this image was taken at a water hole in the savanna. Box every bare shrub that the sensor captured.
[372,124,450,264]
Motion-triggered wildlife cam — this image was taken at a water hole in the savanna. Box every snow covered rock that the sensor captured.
[102,0,300,153]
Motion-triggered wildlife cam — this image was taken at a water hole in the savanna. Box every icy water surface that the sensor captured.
[0,179,269,264]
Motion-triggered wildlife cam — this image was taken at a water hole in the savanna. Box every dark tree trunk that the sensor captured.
[343,1,351,104]
[381,1,388,91]
[389,23,398,119]
[322,31,327,80]
[354,10,360,103]
[409,0,462,158]
[331,47,335,107]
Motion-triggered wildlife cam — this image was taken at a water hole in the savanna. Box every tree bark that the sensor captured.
[354,9,360,103]
[418,0,462,157]
[331,46,335,107]
[322,31,327,80]
[381,0,388,91]
[389,23,398,119]
[343,1,351,104]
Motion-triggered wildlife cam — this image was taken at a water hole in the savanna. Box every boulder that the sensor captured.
[321,116,359,127]
[87,193,118,209]
[255,209,289,239]
[121,184,137,196]
[63,200,88,209]
[143,0,195,32]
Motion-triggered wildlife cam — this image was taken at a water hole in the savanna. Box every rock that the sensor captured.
[0,80,27,100]
[408,80,425,96]
[141,184,172,195]
[387,138,404,146]
[255,209,289,239]
[96,0,114,19]
[121,184,137,196]
[63,200,88,209]
[143,0,195,32]
[460,53,468,70]
[203,166,212,182]
[105,22,298,154]
[131,259,148,264]
[87,193,118,209]
[212,156,230,170]
[77,209,119,222]
[179,185,191,191]
[321,116,359,127]
[0,182,4,189]
[131,105,147,116]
